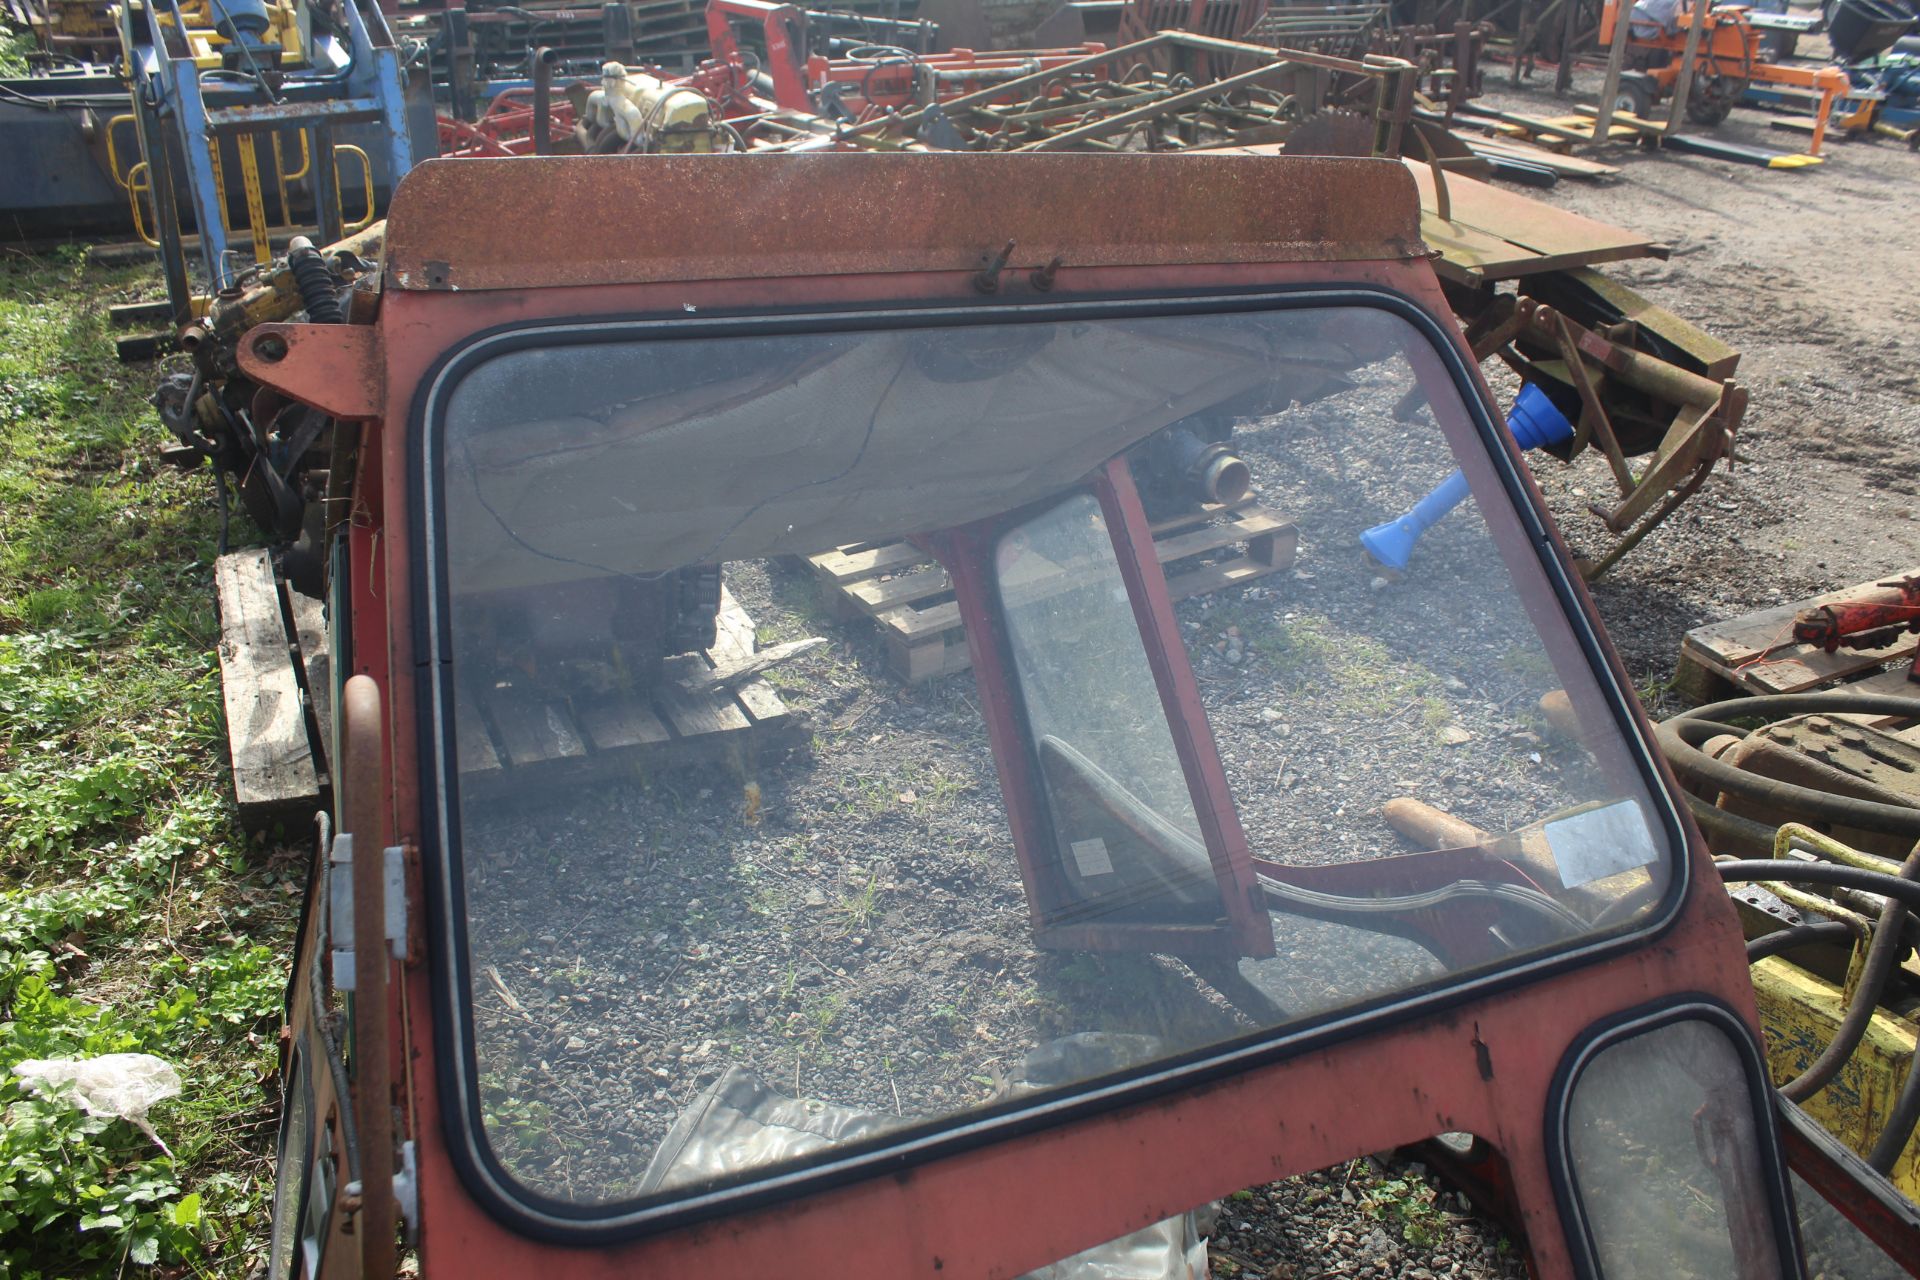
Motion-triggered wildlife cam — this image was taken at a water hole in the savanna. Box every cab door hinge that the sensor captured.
[327,834,407,991]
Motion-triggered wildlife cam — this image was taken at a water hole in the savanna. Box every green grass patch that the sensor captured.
[0,250,297,1277]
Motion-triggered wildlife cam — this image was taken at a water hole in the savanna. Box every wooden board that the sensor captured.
[1462,136,1621,179]
[215,549,319,830]
[455,585,795,792]
[1559,266,1741,381]
[1401,161,1668,284]
[809,500,1299,684]
[1676,567,1920,702]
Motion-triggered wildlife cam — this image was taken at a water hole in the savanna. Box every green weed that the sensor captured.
[1358,1167,1450,1249]
[0,251,296,1277]
[834,869,882,935]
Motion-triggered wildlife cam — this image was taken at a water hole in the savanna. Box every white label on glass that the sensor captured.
[1070,838,1115,877]
[1543,801,1658,888]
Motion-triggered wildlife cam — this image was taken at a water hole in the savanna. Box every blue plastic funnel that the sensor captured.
[1359,384,1573,572]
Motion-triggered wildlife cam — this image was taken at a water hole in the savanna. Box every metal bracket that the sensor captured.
[235,322,383,420]
[328,832,356,991]
[327,834,405,992]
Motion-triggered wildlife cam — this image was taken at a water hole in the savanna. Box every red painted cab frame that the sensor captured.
[238,153,1805,1280]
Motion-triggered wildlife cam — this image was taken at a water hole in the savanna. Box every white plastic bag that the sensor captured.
[13,1053,182,1155]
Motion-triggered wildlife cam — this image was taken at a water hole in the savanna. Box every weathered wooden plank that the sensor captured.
[1150,510,1298,567]
[813,499,1260,619]
[486,683,587,766]
[454,680,503,774]
[847,565,953,614]
[1402,161,1666,281]
[1165,553,1294,602]
[575,694,672,751]
[655,655,753,738]
[887,505,1297,642]
[215,549,318,826]
[287,588,333,784]
[1677,568,1920,697]
[1823,665,1920,727]
[810,541,928,583]
[887,629,973,683]
[1683,569,1920,666]
[691,638,825,691]
[710,588,791,726]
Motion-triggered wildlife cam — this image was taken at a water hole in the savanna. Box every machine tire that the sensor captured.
[1612,73,1658,119]
[1686,78,1747,125]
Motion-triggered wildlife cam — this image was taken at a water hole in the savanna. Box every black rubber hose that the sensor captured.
[1745,920,1856,962]
[1775,841,1920,1103]
[1714,860,1920,911]
[287,238,344,325]
[1681,790,1782,849]
[1656,694,1920,838]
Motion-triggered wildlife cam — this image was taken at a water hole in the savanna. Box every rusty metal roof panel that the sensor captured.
[382,153,1427,293]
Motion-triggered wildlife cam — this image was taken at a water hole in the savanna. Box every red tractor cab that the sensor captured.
[239,152,1912,1279]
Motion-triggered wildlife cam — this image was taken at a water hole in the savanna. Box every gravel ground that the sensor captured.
[455,72,1918,1273]
[1473,58,1920,706]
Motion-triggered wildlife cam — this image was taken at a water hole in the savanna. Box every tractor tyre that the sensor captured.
[1612,73,1658,119]
[1686,79,1747,125]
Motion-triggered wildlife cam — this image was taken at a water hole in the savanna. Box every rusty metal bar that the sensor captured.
[842,34,1170,137]
[1015,57,1324,151]
[1551,310,1636,493]
[1662,0,1712,133]
[1160,29,1411,78]
[532,46,559,155]
[1590,0,1635,140]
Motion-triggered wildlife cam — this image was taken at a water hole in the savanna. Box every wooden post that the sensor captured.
[1663,0,1712,133]
[1555,0,1584,94]
[1513,0,1535,83]
[1589,0,1636,142]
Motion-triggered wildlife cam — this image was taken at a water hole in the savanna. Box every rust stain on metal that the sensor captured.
[383,154,1425,293]
[237,322,384,420]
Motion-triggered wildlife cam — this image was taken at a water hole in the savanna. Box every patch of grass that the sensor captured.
[0,250,297,1277]
[786,993,845,1060]
[1262,612,1445,721]
[833,868,882,935]
[1634,670,1677,711]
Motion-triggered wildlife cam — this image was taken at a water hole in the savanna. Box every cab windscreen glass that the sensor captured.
[425,305,1676,1212]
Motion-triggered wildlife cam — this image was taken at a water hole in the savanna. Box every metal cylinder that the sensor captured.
[532,46,559,156]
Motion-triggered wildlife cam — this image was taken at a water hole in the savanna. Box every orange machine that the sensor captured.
[1599,0,1851,153]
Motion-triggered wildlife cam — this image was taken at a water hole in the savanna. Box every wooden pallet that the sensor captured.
[807,499,1299,684]
[215,550,332,833]
[1675,567,1920,713]
[455,586,798,794]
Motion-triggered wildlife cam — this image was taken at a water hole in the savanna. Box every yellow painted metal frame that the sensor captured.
[1754,957,1919,1198]
[1750,823,1920,1198]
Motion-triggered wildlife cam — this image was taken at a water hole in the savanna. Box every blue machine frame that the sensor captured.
[120,0,414,322]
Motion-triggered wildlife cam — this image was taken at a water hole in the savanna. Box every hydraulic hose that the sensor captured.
[1745,919,1856,962]
[1682,790,1782,849]
[1773,840,1920,1103]
[1656,693,1920,839]
[1714,860,1920,912]
[286,236,344,324]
